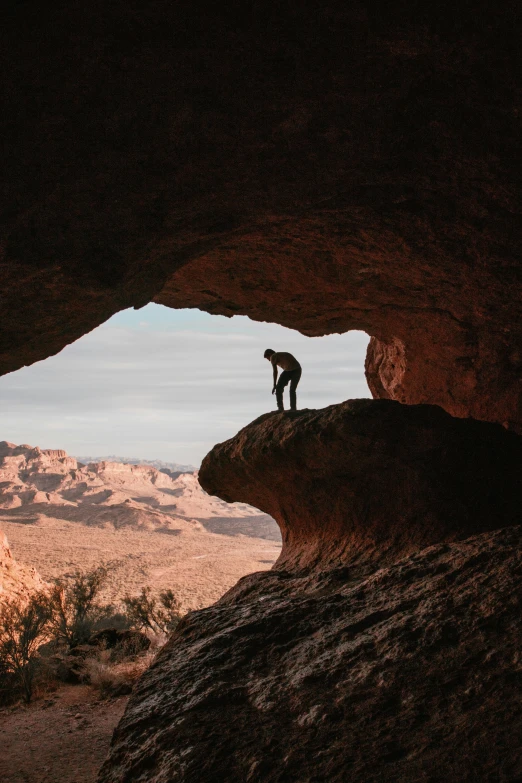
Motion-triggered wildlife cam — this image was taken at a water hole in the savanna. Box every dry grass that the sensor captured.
[83,631,166,697]
[83,648,155,697]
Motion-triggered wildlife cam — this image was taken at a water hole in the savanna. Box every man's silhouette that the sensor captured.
[264,349,302,411]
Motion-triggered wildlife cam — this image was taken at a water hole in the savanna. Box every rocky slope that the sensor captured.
[0,441,280,609]
[0,529,44,602]
[100,525,522,783]
[0,441,278,539]
[100,401,522,782]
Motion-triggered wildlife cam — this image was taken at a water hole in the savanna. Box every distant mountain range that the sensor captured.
[0,441,278,540]
[0,440,281,608]
[74,455,196,473]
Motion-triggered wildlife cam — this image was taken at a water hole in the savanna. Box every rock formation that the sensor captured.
[99,401,522,782]
[0,530,44,602]
[99,527,522,782]
[0,441,278,537]
[74,455,196,475]
[199,400,522,573]
[1,2,522,781]
[1,2,521,433]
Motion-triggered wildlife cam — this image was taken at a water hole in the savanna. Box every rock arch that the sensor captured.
[1,0,521,431]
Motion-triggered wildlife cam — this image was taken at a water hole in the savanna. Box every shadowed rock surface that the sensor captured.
[99,525,522,783]
[1,2,521,430]
[200,400,522,572]
[100,402,522,782]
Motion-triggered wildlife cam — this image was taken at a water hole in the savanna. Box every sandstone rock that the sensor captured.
[199,399,522,573]
[99,525,522,783]
[100,402,522,782]
[0,529,45,602]
[1,3,521,429]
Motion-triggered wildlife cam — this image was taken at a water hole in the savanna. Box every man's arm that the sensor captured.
[271,357,278,393]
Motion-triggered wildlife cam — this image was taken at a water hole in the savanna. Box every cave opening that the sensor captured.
[1,0,522,777]
[0,303,371,466]
[0,302,372,617]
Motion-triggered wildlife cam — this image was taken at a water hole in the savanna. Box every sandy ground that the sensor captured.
[1,517,281,611]
[1,685,128,783]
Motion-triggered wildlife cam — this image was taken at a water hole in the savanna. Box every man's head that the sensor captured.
[264,349,275,361]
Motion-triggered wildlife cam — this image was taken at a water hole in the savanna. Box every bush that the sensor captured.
[122,587,182,635]
[0,592,51,703]
[47,566,114,650]
[83,648,155,697]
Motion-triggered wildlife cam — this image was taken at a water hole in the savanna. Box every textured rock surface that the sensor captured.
[1,2,522,429]
[99,525,522,783]
[99,402,522,782]
[199,400,522,572]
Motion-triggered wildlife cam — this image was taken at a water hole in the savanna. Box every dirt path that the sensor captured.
[1,686,127,783]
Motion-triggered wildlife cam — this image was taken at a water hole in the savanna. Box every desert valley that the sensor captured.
[0,439,281,783]
[0,440,281,609]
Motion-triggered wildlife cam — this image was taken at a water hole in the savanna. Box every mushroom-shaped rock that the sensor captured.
[199,399,522,573]
[100,403,522,783]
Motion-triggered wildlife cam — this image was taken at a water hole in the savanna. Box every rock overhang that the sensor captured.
[0,0,521,430]
[199,399,522,573]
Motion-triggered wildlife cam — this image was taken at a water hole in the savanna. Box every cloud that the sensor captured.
[0,306,370,465]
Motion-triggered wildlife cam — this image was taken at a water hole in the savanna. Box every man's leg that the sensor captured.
[276,371,290,410]
[289,369,302,410]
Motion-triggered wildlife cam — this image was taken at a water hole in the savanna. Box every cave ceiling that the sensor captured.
[1,1,521,428]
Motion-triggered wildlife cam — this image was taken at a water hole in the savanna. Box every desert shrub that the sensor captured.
[83,647,155,697]
[91,610,131,633]
[0,592,51,703]
[122,587,182,635]
[47,566,114,650]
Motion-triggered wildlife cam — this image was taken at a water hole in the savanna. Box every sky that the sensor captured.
[0,304,370,466]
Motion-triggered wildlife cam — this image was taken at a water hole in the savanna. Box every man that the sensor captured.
[264,349,302,411]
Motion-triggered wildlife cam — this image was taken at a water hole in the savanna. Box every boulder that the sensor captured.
[99,525,522,783]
